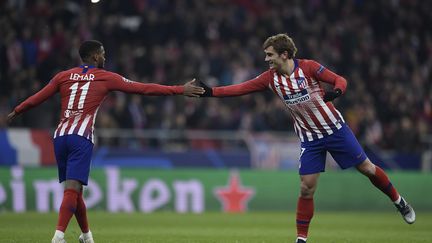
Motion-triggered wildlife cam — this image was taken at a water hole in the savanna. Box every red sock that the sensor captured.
[368,166,399,201]
[75,191,89,233]
[296,197,314,239]
[56,189,79,232]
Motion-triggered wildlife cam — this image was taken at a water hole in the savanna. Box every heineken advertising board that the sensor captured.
[0,167,430,212]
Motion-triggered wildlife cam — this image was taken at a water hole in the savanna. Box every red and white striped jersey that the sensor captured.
[14,65,184,143]
[213,59,347,142]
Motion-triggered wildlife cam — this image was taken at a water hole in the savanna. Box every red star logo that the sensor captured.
[214,171,255,213]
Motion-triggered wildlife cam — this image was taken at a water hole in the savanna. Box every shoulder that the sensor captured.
[298,59,320,67]
[98,70,132,83]
[256,69,274,80]
[298,59,325,75]
[101,69,119,77]
[94,69,121,79]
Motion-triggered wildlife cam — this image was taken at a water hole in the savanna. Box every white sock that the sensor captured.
[394,195,401,205]
[54,230,64,239]
[82,230,92,238]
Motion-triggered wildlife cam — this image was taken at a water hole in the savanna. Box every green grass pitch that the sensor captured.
[0,211,431,243]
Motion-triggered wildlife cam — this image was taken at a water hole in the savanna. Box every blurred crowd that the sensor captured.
[0,0,431,152]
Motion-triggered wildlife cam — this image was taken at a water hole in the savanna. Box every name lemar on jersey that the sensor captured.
[69,73,95,81]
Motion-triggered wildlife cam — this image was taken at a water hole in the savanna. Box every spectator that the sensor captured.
[1,0,430,153]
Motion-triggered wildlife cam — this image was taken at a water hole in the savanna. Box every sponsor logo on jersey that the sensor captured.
[283,89,310,105]
[64,109,83,118]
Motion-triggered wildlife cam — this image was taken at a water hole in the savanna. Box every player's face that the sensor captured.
[95,46,106,68]
[264,46,287,72]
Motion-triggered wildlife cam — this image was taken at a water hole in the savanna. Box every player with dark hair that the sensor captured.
[198,33,415,243]
[7,40,204,243]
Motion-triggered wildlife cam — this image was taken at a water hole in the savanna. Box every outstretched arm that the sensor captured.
[108,74,204,97]
[9,79,59,123]
[200,71,271,97]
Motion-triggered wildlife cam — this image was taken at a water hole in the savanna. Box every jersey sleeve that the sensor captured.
[106,72,184,95]
[212,71,272,97]
[307,60,347,94]
[14,72,61,114]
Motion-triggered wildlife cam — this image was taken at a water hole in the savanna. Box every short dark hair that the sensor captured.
[263,34,297,59]
[79,40,103,60]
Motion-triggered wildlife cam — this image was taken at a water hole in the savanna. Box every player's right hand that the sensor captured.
[7,111,17,124]
[183,78,205,97]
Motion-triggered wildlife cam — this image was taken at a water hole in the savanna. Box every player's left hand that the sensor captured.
[323,88,342,102]
[7,111,17,124]
[183,78,205,97]
[198,80,213,97]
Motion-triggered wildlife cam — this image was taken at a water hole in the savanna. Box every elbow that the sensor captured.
[336,77,347,94]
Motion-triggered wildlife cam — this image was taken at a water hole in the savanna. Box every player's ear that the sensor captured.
[91,52,99,62]
[281,51,289,59]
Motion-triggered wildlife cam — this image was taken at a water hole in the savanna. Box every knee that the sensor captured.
[300,181,317,198]
[356,159,376,177]
[65,180,83,192]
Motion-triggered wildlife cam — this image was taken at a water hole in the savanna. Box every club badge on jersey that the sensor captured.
[296,77,307,89]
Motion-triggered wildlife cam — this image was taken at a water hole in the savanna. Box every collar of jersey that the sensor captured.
[293,59,298,70]
[79,64,95,69]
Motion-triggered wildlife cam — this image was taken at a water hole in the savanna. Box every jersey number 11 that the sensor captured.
[68,82,90,110]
